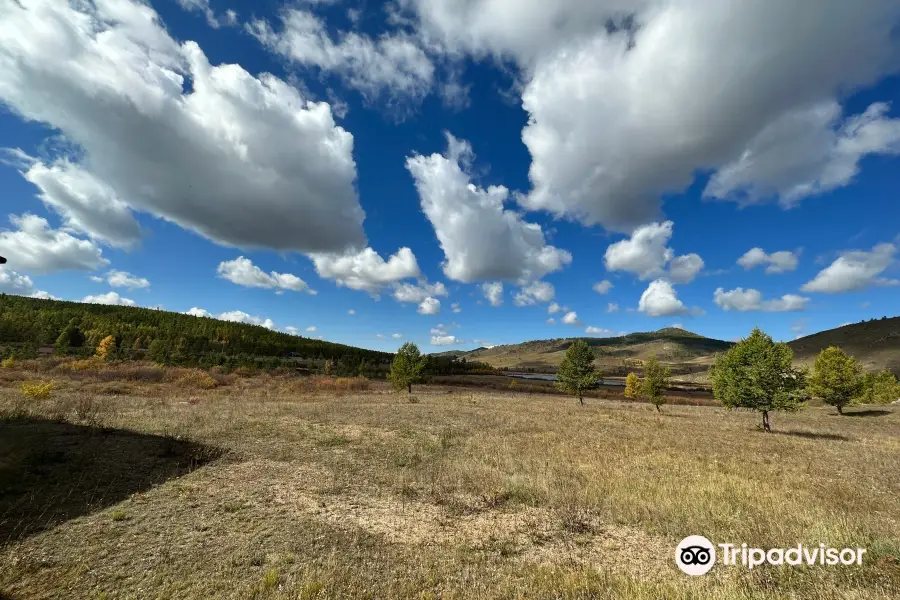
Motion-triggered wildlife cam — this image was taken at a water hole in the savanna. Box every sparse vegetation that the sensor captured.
[809,346,865,414]
[555,339,599,406]
[20,380,54,400]
[0,363,896,599]
[711,328,807,432]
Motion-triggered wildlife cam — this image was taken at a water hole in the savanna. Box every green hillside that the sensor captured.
[0,295,391,367]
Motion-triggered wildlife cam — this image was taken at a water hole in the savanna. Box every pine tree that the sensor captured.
[711,327,806,433]
[808,346,864,414]
[389,343,426,393]
[624,372,641,399]
[555,340,599,406]
[641,356,671,412]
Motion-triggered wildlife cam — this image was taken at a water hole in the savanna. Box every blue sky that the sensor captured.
[1,0,899,352]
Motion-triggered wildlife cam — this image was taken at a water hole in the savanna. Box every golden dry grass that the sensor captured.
[0,364,898,599]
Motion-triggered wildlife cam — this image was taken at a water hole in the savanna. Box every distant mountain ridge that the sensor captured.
[436,321,900,376]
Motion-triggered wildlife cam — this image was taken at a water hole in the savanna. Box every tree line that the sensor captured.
[552,330,900,432]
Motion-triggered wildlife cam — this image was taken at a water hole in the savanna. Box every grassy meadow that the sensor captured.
[1,360,898,599]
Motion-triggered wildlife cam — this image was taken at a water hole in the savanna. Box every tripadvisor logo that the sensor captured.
[675,536,867,575]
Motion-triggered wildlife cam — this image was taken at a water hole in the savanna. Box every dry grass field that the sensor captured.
[1,361,898,599]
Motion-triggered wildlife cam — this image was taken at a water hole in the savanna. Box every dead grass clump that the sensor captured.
[21,380,55,400]
[310,376,371,393]
[95,363,166,383]
[176,369,219,390]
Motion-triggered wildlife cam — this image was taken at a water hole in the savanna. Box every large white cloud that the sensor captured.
[402,0,900,230]
[309,247,420,294]
[406,133,572,283]
[0,0,366,253]
[737,248,799,274]
[217,256,314,294]
[249,9,434,107]
[604,221,702,282]
[638,279,693,317]
[801,243,898,293]
[0,214,108,274]
[713,288,809,312]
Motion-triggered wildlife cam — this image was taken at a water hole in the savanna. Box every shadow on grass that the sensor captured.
[0,416,224,547]
[773,430,851,441]
[829,409,892,418]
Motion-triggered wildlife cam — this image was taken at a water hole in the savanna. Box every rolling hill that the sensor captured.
[788,316,900,373]
[446,320,900,377]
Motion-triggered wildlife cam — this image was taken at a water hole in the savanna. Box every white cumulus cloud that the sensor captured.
[592,280,613,294]
[310,247,420,294]
[604,221,703,283]
[737,248,799,274]
[713,288,809,312]
[103,270,150,290]
[638,279,698,317]
[406,133,571,283]
[0,214,108,274]
[418,297,441,315]
[217,256,314,294]
[82,291,136,307]
[0,0,367,254]
[393,280,448,303]
[801,243,898,293]
[513,281,555,306]
[585,326,614,336]
[562,311,580,325]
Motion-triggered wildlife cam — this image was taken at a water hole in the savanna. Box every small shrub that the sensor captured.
[176,370,218,390]
[259,568,279,593]
[67,358,103,372]
[1,356,16,369]
[407,395,420,404]
[21,380,55,400]
[110,509,128,522]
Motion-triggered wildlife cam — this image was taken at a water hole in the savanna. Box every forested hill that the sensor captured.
[0,295,391,365]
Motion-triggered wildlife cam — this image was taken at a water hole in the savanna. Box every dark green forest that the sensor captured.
[0,295,493,377]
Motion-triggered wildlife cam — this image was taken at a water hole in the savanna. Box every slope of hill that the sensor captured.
[461,328,733,374]
[0,295,391,364]
[789,317,900,374]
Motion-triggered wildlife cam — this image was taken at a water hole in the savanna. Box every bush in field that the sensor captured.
[624,372,641,399]
[555,340,598,406]
[176,370,218,390]
[640,356,671,412]
[1,357,15,369]
[95,335,117,361]
[859,369,900,404]
[808,346,864,415]
[21,381,55,400]
[711,327,806,433]
[390,343,425,394]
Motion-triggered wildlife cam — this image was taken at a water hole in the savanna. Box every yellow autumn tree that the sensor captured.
[95,335,117,361]
[624,372,641,399]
